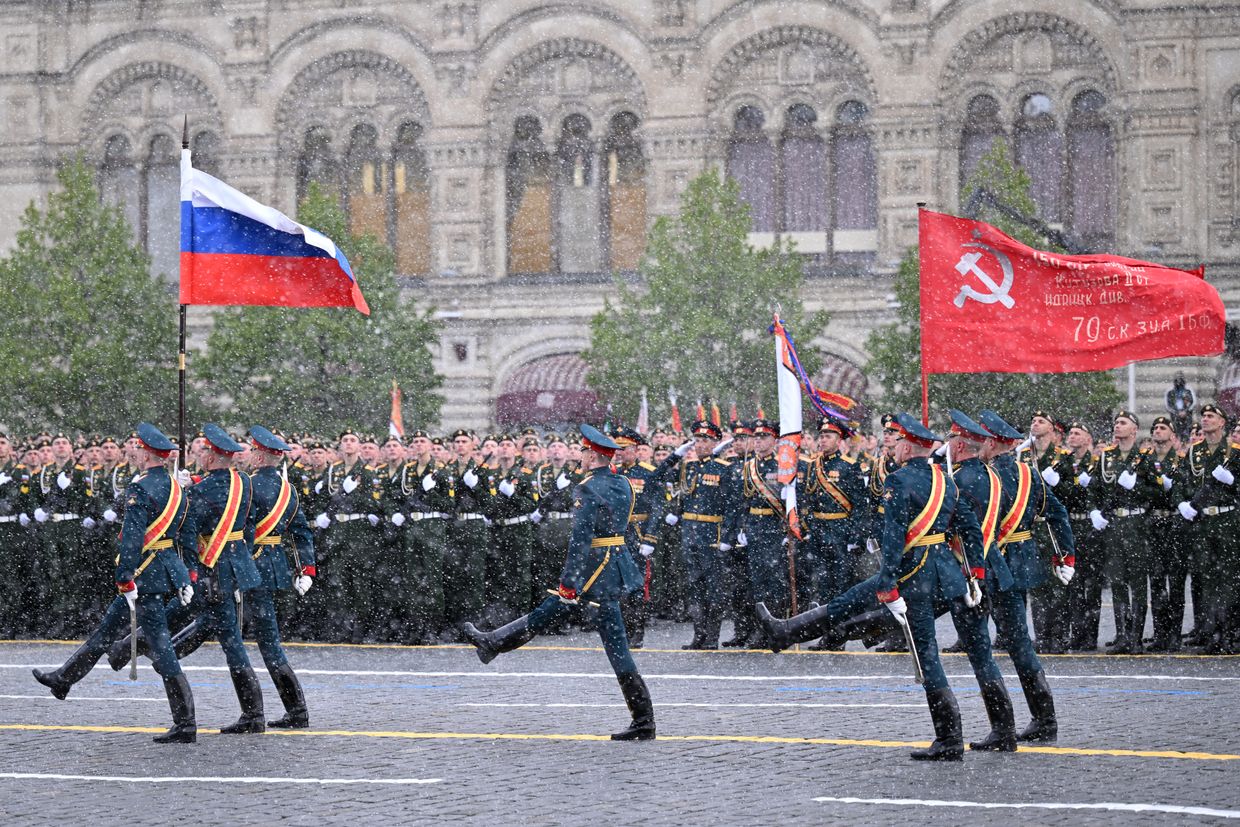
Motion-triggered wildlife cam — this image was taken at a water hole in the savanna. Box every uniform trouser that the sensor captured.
[247,588,289,670]
[724,544,755,639]
[942,597,1007,689]
[444,518,488,629]
[534,517,573,610]
[82,593,183,678]
[1148,515,1188,646]
[404,520,447,641]
[814,534,853,607]
[1102,515,1152,647]
[990,586,1043,680]
[485,523,533,624]
[1191,512,1240,646]
[1029,522,1070,651]
[747,517,791,618]
[183,583,253,671]
[41,524,86,635]
[519,596,639,679]
[1067,518,1104,649]
[621,527,652,643]
[681,520,724,641]
[283,526,328,640]
[0,524,33,636]
[653,523,686,620]
[328,521,378,641]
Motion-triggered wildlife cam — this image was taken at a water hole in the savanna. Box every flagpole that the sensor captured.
[179,116,189,465]
[917,202,929,426]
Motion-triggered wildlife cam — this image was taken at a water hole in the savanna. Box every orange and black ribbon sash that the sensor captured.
[815,460,853,515]
[199,468,244,569]
[997,462,1033,546]
[745,458,785,518]
[904,464,946,552]
[254,475,292,545]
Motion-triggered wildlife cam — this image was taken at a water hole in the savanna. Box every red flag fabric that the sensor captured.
[919,209,1224,373]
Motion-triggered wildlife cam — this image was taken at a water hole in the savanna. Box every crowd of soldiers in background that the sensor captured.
[3,403,1240,655]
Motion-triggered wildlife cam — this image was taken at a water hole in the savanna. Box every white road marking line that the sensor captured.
[0,694,164,703]
[461,702,923,709]
[0,664,1232,682]
[0,772,441,786]
[811,796,1240,819]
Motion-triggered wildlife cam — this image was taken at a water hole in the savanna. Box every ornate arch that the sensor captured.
[82,61,222,145]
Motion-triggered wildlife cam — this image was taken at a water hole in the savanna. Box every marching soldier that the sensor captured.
[757,413,988,761]
[445,429,489,638]
[463,425,656,741]
[1146,416,1187,652]
[33,423,196,743]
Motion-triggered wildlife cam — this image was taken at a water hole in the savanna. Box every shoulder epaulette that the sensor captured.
[1098,443,1116,451]
[1190,438,1205,446]
[1056,447,1071,455]
[1140,447,1152,454]
[1177,449,1187,458]
[330,460,343,467]
[714,459,732,467]
[840,454,857,465]
[638,461,656,471]
[1231,442,1240,451]
[363,464,376,472]
[74,464,85,471]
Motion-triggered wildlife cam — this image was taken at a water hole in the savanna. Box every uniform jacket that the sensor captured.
[178,467,260,592]
[115,466,190,594]
[804,449,865,545]
[952,456,1014,591]
[992,453,1073,590]
[560,465,641,601]
[248,465,315,591]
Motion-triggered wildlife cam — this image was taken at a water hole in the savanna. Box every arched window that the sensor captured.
[296,127,337,206]
[392,121,431,276]
[961,95,1004,188]
[344,124,385,241]
[506,116,553,275]
[191,130,222,179]
[144,134,180,280]
[603,111,646,271]
[727,106,775,232]
[1066,90,1115,251]
[555,114,601,273]
[780,104,827,233]
[99,135,139,234]
[831,100,877,253]
[1015,93,1063,223]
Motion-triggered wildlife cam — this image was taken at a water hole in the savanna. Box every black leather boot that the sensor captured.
[838,607,899,647]
[169,617,213,661]
[32,642,101,700]
[700,605,722,649]
[266,662,309,729]
[463,616,535,664]
[153,673,197,744]
[910,686,964,761]
[967,679,1018,752]
[755,601,836,654]
[107,628,148,672]
[625,597,648,649]
[682,605,709,650]
[220,667,266,734]
[1016,670,1057,743]
[611,673,655,741]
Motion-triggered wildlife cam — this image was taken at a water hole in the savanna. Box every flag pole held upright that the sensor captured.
[916,202,929,426]
[178,115,189,465]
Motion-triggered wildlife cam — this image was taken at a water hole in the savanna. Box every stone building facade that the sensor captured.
[1,0,1237,429]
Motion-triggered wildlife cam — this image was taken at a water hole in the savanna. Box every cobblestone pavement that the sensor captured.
[0,612,1238,826]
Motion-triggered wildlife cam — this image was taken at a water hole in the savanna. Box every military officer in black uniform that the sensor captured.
[445,429,489,638]
[1146,416,1187,651]
[0,433,34,637]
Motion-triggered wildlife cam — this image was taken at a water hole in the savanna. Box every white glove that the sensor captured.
[529,510,543,524]
[555,473,571,490]
[233,589,241,603]
[882,596,908,619]
[390,512,406,527]
[718,542,732,552]
[56,471,71,490]
[1041,466,1060,487]
[498,479,515,497]
[176,469,192,487]
[664,513,679,525]
[711,437,734,456]
[294,575,313,596]
[0,473,11,486]
[314,480,324,494]
[674,439,695,458]
[639,543,655,558]
[1077,471,1092,488]
[178,584,194,606]
[463,469,479,489]
[342,476,358,494]
[1089,509,1109,531]
[315,513,330,529]
[846,543,859,552]
[103,508,117,523]
[422,474,436,492]
[1212,465,1235,486]
[964,579,983,608]
[1161,475,1174,491]
[367,513,379,526]
[34,508,48,523]
[1054,565,1075,586]
[865,538,880,555]
[82,517,97,530]
[121,588,137,611]
[736,530,748,548]
[1117,469,1137,490]
[19,513,30,527]
[1178,501,1198,521]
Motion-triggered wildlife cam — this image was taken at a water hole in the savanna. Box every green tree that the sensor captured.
[0,156,182,434]
[198,184,442,435]
[585,168,828,425]
[864,139,1120,425]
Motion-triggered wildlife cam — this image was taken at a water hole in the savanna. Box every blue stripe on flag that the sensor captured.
[181,203,337,263]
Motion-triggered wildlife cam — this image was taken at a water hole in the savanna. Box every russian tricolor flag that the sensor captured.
[180,149,369,315]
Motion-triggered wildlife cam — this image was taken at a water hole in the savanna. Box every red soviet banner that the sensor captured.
[919,209,1225,374]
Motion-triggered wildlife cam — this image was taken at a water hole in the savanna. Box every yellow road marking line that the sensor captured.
[0,723,1233,761]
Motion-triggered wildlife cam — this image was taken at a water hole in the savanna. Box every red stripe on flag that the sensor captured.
[180,252,370,315]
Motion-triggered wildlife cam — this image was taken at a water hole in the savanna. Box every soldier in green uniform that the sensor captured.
[480,434,538,625]
[1028,410,1074,653]
[1058,422,1103,651]
[0,433,33,637]
[531,435,582,620]
[1146,416,1187,651]
[33,433,95,636]
[1176,403,1240,653]
[290,439,331,640]
[1090,411,1160,653]
[445,429,488,639]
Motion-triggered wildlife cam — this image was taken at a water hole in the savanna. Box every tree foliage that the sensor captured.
[584,169,829,424]
[198,184,442,436]
[864,139,1121,426]
[0,156,182,434]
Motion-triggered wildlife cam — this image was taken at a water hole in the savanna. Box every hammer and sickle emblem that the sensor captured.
[953,242,1015,309]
